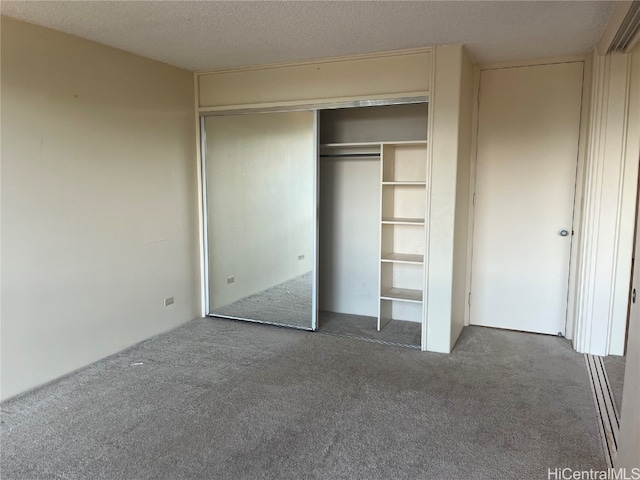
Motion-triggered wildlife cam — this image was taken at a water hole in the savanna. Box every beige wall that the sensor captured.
[1,17,200,400]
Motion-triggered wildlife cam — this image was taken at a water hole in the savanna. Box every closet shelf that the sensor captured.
[381,217,425,225]
[382,181,426,186]
[320,142,382,148]
[380,140,428,146]
[320,153,380,159]
[380,288,423,303]
[381,253,424,264]
[320,143,381,159]
[320,141,427,147]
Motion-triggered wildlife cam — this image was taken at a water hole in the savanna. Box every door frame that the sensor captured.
[464,54,592,341]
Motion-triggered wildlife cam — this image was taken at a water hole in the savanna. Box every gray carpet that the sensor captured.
[602,355,626,413]
[318,311,421,348]
[212,272,313,329]
[1,320,605,479]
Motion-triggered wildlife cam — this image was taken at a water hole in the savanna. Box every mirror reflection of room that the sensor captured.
[205,111,315,329]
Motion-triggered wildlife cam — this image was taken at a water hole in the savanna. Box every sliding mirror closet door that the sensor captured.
[203,111,316,330]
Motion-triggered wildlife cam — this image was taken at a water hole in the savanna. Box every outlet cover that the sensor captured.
[164,297,174,306]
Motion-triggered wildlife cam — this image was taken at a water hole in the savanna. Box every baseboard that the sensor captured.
[585,354,620,467]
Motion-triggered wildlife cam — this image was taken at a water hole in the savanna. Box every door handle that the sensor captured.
[559,229,570,237]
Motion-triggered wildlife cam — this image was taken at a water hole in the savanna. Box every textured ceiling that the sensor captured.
[1,1,615,72]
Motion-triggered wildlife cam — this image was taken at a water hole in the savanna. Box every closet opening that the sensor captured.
[317,102,429,348]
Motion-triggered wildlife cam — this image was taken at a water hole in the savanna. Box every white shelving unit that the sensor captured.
[378,142,428,331]
[318,103,430,347]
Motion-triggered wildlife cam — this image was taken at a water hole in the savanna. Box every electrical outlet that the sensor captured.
[164,296,174,306]
[227,276,235,284]
[298,254,305,260]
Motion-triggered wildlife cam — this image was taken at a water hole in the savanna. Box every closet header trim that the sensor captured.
[199,96,429,117]
[197,50,432,110]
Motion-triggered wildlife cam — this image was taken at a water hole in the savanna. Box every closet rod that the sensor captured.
[319,153,381,158]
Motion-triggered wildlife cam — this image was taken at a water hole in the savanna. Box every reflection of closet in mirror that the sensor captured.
[318,103,428,348]
[204,111,316,330]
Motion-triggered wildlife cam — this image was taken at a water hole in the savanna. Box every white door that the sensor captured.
[470,62,584,335]
[617,166,640,468]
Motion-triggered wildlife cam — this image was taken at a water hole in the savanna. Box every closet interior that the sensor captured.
[318,103,429,348]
